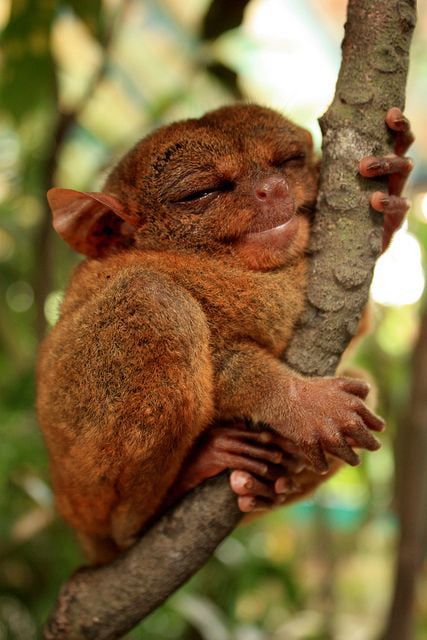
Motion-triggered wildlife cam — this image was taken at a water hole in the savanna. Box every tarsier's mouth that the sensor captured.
[244,216,300,248]
[244,193,297,236]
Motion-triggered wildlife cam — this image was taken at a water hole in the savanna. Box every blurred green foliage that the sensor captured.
[1,1,427,638]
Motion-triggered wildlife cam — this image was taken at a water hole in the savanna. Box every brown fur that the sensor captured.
[37,105,374,564]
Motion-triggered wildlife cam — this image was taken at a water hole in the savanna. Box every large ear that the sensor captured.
[46,188,139,257]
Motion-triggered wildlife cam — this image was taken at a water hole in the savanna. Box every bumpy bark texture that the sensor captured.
[286,0,416,376]
[44,1,416,638]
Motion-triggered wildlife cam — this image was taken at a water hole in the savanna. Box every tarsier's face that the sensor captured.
[106,105,318,270]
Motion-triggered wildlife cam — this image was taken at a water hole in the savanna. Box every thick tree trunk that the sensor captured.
[287,0,416,376]
[43,1,416,638]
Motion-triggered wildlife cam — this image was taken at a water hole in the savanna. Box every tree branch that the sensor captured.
[43,1,416,638]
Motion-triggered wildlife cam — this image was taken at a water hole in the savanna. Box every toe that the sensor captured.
[230,470,276,499]
[370,192,410,215]
[359,155,413,178]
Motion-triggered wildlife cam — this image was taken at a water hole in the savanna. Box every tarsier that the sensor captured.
[37,104,413,565]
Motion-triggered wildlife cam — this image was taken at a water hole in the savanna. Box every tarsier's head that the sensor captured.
[48,104,318,270]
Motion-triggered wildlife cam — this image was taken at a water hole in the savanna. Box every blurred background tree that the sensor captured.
[0,0,426,638]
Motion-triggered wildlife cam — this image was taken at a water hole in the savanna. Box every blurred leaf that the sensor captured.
[0,0,56,121]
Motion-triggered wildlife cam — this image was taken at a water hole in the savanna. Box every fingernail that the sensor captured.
[276,481,289,494]
[393,117,408,130]
[367,161,382,171]
[381,196,390,205]
[244,480,253,490]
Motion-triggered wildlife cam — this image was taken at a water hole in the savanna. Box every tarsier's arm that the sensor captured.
[214,342,383,471]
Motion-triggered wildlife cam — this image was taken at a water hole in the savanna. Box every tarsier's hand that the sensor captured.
[277,376,384,473]
[359,107,414,251]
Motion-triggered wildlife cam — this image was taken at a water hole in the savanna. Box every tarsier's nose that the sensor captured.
[255,176,289,203]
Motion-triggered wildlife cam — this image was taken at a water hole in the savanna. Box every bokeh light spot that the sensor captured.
[371,224,425,306]
[44,290,64,326]
[6,281,34,312]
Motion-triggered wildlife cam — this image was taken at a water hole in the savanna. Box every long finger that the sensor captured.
[211,426,273,443]
[216,437,283,464]
[386,108,415,156]
[300,440,329,473]
[263,435,307,471]
[218,453,272,478]
[325,435,360,466]
[342,420,381,451]
[352,400,385,432]
[359,155,413,198]
[335,378,370,399]
[370,192,410,217]
[359,155,413,180]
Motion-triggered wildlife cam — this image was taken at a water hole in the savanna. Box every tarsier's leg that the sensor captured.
[359,108,414,250]
[39,268,215,564]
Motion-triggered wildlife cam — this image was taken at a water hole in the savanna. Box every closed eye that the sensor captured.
[172,180,234,204]
[177,187,219,202]
[272,152,306,168]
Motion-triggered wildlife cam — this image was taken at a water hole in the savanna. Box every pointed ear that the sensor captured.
[46,188,139,257]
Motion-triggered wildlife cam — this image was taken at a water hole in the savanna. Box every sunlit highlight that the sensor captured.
[371,223,424,306]
[241,0,338,123]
